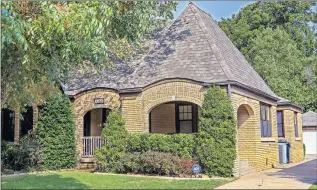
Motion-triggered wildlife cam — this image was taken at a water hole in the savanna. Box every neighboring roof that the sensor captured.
[63,2,278,99]
[302,111,317,127]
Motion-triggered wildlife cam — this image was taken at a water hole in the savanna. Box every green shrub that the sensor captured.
[118,151,195,177]
[95,109,128,172]
[303,143,306,158]
[127,133,195,159]
[196,86,236,177]
[36,93,76,170]
[1,133,43,171]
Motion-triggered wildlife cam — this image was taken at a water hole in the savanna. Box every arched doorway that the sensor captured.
[82,108,110,157]
[237,104,257,176]
[149,101,199,134]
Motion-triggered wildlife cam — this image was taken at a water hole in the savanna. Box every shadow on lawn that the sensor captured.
[2,174,90,189]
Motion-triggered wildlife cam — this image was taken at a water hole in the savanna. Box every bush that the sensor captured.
[127,133,195,159]
[118,151,196,177]
[36,93,76,170]
[196,86,236,177]
[95,109,128,172]
[303,143,306,158]
[1,133,43,172]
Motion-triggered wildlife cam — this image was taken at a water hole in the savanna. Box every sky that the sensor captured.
[174,1,255,21]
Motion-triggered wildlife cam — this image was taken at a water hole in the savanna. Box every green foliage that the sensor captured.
[118,151,196,177]
[1,1,177,109]
[248,28,312,108]
[219,1,317,112]
[128,133,195,159]
[95,109,128,172]
[196,86,236,177]
[303,143,306,158]
[1,133,43,172]
[36,93,76,170]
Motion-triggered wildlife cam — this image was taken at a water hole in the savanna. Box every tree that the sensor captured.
[248,28,312,109]
[1,1,177,109]
[95,109,128,172]
[219,1,317,111]
[219,1,316,56]
[36,93,76,170]
[196,86,236,177]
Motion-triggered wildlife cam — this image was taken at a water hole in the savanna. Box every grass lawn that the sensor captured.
[309,182,317,190]
[1,171,229,189]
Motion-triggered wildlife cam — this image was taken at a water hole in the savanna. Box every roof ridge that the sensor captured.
[188,3,233,81]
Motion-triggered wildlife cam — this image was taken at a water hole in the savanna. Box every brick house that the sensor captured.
[1,3,304,176]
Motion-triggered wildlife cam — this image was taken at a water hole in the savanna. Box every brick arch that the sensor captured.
[71,89,120,157]
[236,103,258,176]
[140,81,205,132]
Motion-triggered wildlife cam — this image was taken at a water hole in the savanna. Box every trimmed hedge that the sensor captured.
[196,86,236,177]
[36,94,76,170]
[127,133,195,159]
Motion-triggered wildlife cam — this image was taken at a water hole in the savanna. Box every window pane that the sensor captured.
[277,111,282,124]
[266,106,270,120]
[187,106,192,112]
[183,113,188,120]
[188,113,192,120]
[179,121,192,133]
[267,122,271,137]
[294,124,298,137]
[294,113,297,124]
[261,105,266,120]
[179,106,184,113]
[179,113,184,120]
[183,106,187,112]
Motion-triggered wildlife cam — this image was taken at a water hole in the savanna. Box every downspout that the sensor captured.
[227,83,232,99]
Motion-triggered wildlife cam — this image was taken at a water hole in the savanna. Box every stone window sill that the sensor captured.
[295,137,301,141]
[261,137,276,142]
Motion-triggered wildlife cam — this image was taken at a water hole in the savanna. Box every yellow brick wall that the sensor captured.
[150,103,176,134]
[121,95,143,133]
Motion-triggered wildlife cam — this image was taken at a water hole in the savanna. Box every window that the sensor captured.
[178,105,193,133]
[277,111,284,137]
[176,103,198,133]
[260,104,271,137]
[1,108,15,142]
[294,112,298,137]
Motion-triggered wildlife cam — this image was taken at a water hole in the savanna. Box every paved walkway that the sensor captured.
[217,155,317,189]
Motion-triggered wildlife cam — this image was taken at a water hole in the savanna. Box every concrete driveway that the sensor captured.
[217,156,317,189]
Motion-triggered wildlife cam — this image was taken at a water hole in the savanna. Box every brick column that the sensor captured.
[32,104,39,129]
[14,108,20,143]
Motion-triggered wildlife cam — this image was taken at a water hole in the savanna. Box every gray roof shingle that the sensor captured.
[302,111,317,127]
[63,3,278,99]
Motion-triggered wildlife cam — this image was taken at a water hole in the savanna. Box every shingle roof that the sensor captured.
[63,2,278,99]
[302,111,317,127]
